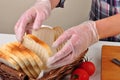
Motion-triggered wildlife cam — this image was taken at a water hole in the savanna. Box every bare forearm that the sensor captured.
[95,13,120,39]
[50,0,60,9]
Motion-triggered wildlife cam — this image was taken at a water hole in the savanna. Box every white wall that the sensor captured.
[0,0,91,34]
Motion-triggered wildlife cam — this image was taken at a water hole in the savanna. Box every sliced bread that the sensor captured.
[0,26,64,79]
[32,27,57,54]
[6,42,38,78]
[0,43,34,78]
[32,26,64,54]
[14,42,43,75]
[0,41,44,78]
[22,34,52,69]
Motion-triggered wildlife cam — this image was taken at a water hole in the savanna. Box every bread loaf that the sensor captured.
[0,26,64,79]
[0,42,39,78]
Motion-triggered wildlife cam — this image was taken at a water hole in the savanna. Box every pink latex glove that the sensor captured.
[47,21,99,69]
[15,0,51,42]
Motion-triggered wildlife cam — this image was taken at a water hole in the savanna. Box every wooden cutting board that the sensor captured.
[102,45,120,80]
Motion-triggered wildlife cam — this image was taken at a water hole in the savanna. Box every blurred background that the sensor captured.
[0,0,91,34]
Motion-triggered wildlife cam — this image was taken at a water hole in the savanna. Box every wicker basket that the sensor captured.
[39,49,88,80]
[0,50,88,80]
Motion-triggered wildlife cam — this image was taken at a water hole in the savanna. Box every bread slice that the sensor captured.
[22,34,52,69]
[0,51,19,70]
[32,26,64,54]
[32,27,57,54]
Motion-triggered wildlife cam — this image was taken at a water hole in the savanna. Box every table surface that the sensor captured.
[0,33,120,80]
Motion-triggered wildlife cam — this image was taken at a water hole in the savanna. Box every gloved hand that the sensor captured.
[14,0,51,42]
[47,21,99,69]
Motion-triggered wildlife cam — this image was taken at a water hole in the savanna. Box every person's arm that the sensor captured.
[96,13,120,39]
[50,0,60,9]
[47,14,120,69]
